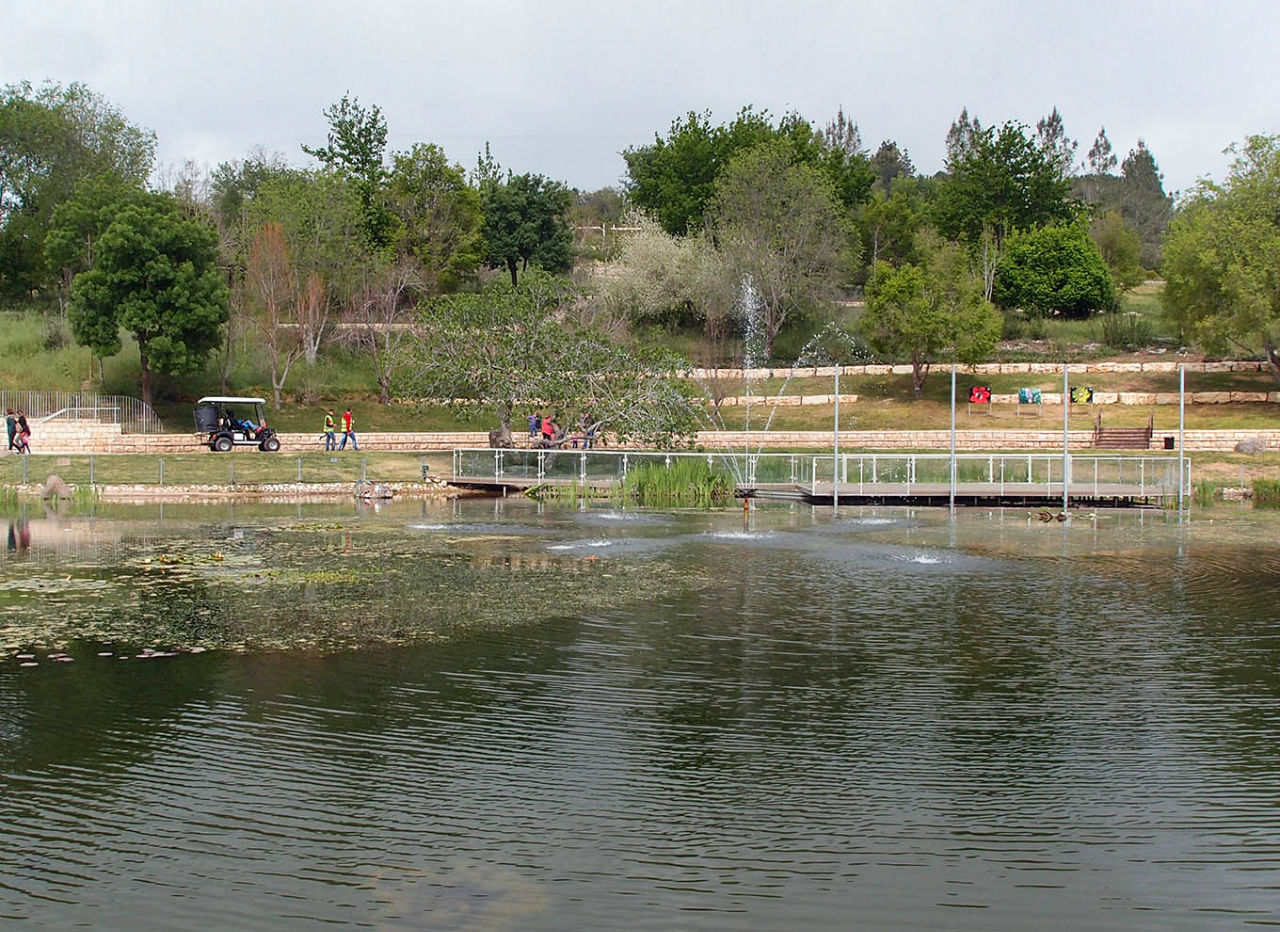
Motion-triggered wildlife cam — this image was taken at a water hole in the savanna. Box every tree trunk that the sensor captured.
[1266,341,1280,383]
[139,347,153,409]
[507,258,519,288]
[911,355,929,398]
[270,358,281,409]
[378,372,391,405]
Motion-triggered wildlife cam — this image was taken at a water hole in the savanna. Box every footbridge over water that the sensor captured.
[450,448,1190,509]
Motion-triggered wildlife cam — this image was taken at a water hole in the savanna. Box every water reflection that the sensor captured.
[0,501,1278,928]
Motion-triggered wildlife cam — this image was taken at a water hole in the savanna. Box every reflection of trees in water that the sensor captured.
[214,616,581,766]
[622,561,881,773]
[0,650,221,799]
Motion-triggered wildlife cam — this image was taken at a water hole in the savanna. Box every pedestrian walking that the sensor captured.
[528,412,539,440]
[15,412,30,454]
[323,409,337,451]
[338,407,358,451]
[4,410,15,452]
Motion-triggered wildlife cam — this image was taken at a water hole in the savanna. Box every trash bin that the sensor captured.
[1163,436,1175,450]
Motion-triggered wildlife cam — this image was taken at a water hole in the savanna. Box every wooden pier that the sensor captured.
[449,449,1188,509]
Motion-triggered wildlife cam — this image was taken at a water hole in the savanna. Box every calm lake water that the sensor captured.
[1,499,1278,930]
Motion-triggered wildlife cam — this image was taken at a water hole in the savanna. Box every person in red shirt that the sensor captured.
[338,407,358,450]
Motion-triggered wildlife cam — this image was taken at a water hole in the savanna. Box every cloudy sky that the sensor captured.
[5,0,1277,195]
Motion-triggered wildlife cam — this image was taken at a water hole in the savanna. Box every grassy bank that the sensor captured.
[0,452,441,488]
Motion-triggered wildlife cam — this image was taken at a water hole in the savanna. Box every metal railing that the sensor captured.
[0,392,162,434]
[451,448,1191,500]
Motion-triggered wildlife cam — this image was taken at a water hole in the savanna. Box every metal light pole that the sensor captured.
[1062,364,1070,512]
[1178,363,1185,513]
[949,364,956,513]
[833,364,840,515]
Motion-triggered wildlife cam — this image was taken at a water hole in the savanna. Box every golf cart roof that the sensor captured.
[196,396,267,405]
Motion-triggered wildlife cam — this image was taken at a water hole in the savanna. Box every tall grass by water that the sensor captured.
[618,459,734,507]
[1252,478,1280,508]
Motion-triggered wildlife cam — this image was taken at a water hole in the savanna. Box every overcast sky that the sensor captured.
[5,0,1277,197]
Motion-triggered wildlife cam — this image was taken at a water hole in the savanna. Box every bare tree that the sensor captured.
[347,259,422,404]
[246,221,304,408]
[295,271,329,365]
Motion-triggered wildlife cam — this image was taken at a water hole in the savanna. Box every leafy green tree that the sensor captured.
[45,173,148,290]
[933,119,1078,248]
[707,141,855,361]
[870,140,915,194]
[480,172,573,287]
[1163,135,1280,375]
[858,176,925,270]
[1089,209,1145,292]
[1035,106,1078,177]
[993,223,1116,318]
[302,94,394,249]
[386,143,482,292]
[624,107,872,236]
[393,276,697,446]
[0,81,155,296]
[67,192,228,406]
[1119,140,1173,268]
[861,235,1001,397]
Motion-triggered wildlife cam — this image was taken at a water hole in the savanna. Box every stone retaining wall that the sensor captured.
[18,426,1280,456]
[690,359,1272,380]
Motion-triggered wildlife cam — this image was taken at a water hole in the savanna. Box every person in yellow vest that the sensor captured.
[323,409,337,451]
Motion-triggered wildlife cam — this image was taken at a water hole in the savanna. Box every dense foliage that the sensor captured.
[993,224,1116,318]
[1163,135,1280,375]
[66,191,228,406]
[0,78,1256,419]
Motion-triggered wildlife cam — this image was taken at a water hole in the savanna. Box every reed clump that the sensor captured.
[619,460,734,507]
[1252,478,1280,508]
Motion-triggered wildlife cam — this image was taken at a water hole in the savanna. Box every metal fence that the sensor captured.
[451,448,1191,499]
[0,392,162,434]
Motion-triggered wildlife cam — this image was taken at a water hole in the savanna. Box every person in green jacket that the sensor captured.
[323,409,337,451]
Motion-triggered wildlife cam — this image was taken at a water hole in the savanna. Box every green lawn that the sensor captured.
[0,451,440,488]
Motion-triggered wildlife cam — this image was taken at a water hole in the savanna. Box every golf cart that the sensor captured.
[194,396,281,452]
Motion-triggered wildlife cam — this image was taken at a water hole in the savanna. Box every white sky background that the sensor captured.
[4,0,1277,197]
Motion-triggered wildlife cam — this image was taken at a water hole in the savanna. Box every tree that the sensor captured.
[0,81,155,296]
[861,235,1001,397]
[858,177,925,270]
[992,224,1116,318]
[870,140,915,194]
[45,173,148,295]
[67,192,228,407]
[302,94,394,249]
[386,143,482,292]
[347,258,422,404]
[944,107,982,162]
[707,141,854,360]
[822,107,863,157]
[624,107,872,236]
[393,276,697,446]
[933,119,1078,248]
[594,212,735,337]
[480,172,573,287]
[1119,139,1173,268]
[1163,135,1280,376]
[1086,127,1117,176]
[245,221,303,408]
[1035,106,1078,177]
[247,171,365,364]
[623,109,764,236]
[1089,210,1145,292]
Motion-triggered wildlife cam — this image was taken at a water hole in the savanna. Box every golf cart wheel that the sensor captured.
[261,436,281,453]
[214,436,233,453]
